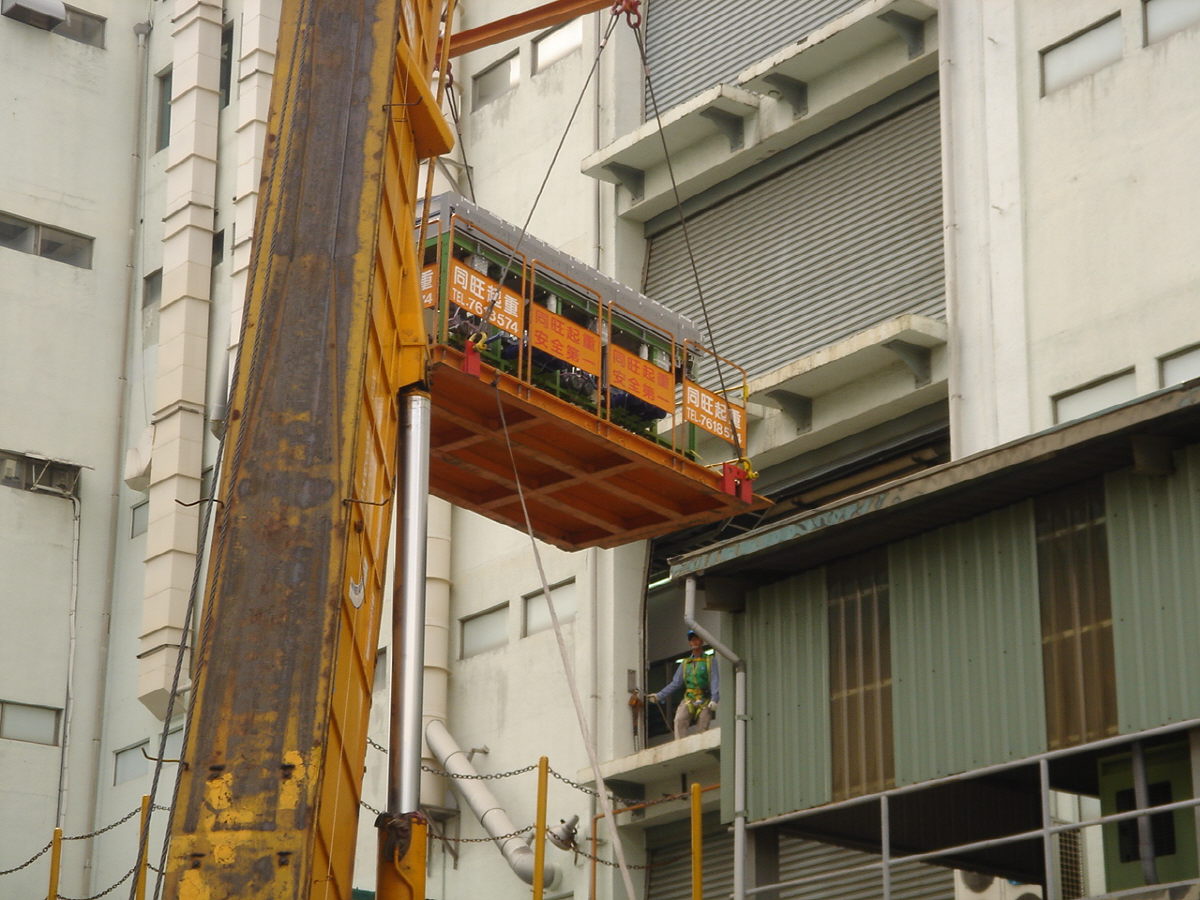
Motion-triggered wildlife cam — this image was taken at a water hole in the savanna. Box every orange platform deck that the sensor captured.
[427,346,770,550]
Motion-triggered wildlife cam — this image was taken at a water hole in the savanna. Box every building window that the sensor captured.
[131,500,149,537]
[523,579,576,636]
[1116,782,1176,862]
[114,741,150,784]
[52,5,104,47]
[473,52,519,107]
[155,67,173,153]
[533,19,582,73]
[1041,15,1123,95]
[0,700,60,745]
[1145,0,1200,43]
[1035,479,1118,750]
[219,22,234,108]
[0,211,93,269]
[1053,370,1137,424]
[142,268,161,346]
[827,548,893,801]
[1160,344,1200,387]
[0,450,80,495]
[211,229,225,267]
[461,604,508,657]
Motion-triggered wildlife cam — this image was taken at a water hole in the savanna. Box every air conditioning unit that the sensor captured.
[2,0,67,31]
[955,870,1042,900]
[0,457,20,485]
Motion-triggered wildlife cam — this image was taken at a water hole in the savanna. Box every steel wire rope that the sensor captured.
[444,83,477,201]
[472,8,621,330]
[137,0,320,892]
[629,22,746,464]
[495,391,639,900]
[451,10,640,897]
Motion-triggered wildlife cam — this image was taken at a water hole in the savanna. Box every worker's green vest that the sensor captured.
[682,655,712,717]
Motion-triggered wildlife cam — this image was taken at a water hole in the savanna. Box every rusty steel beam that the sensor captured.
[449,0,611,57]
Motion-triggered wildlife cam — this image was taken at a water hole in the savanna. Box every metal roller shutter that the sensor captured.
[643,0,864,114]
[647,828,735,900]
[646,829,956,899]
[643,96,944,380]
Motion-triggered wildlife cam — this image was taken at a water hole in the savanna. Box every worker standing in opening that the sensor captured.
[649,630,719,740]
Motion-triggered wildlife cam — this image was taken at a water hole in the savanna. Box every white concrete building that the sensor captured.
[1,0,1198,898]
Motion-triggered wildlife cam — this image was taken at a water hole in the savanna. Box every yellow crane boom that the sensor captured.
[162,2,449,898]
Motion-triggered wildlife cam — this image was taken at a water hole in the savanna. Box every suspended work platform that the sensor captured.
[419,194,770,550]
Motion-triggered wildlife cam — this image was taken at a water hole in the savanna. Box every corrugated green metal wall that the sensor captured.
[1106,444,1200,733]
[735,570,830,821]
[889,503,1046,785]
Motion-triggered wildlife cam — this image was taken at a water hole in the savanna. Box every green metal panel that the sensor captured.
[890,503,1046,785]
[1106,445,1200,733]
[731,570,830,822]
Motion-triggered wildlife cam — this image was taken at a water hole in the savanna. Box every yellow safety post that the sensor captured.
[691,782,703,900]
[47,827,62,900]
[134,795,150,900]
[533,756,550,900]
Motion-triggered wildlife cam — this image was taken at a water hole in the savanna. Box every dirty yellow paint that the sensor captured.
[205,773,234,810]
[213,843,236,865]
[279,750,308,811]
[178,869,211,900]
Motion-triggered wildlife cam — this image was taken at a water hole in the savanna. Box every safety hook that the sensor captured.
[611,0,642,29]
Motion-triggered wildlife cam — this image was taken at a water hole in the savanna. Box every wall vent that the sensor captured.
[1,0,67,31]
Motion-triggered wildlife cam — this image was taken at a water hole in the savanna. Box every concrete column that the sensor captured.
[940,0,1032,458]
[138,0,224,718]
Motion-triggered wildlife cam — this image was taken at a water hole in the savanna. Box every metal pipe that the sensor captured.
[425,718,560,887]
[691,782,703,900]
[534,757,549,900]
[684,575,746,900]
[880,793,891,900]
[749,715,1200,830]
[135,794,151,900]
[1040,758,1057,900]
[743,795,1200,896]
[47,828,62,900]
[1132,741,1159,886]
[391,392,432,814]
[589,786,720,900]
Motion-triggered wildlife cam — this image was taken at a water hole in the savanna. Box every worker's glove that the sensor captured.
[647,693,659,704]
[707,701,718,713]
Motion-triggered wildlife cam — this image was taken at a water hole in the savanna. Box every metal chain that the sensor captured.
[575,846,688,871]
[420,763,538,781]
[0,839,53,876]
[361,800,383,817]
[2,805,144,877]
[547,767,645,808]
[63,806,142,841]
[428,825,534,845]
[58,864,136,900]
[366,736,387,753]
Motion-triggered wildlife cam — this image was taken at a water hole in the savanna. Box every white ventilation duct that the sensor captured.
[425,718,561,888]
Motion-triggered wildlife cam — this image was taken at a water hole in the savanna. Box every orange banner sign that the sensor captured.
[683,380,747,447]
[610,345,674,412]
[530,304,601,375]
[421,264,438,309]
[448,258,523,336]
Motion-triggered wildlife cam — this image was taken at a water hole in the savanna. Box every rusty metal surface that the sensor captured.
[426,346,769,549]
[670,379,1200,581]
[164,2,432,899]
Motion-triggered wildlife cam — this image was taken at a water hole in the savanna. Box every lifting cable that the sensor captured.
[628,17,748,466]
[471,6,638,899]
